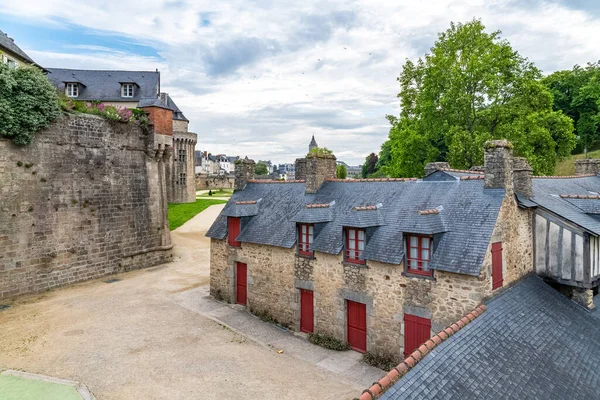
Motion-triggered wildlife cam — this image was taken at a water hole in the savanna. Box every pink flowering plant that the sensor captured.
[59,96,133,123]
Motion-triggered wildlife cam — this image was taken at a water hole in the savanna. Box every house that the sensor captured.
[0,29,43,69]
[207,139,600,366]
[46,68,197,203]
[337,160,362,178]
[278,163,295,180]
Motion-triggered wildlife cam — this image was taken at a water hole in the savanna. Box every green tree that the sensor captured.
[255,162,269,175]
[0,64,61,145]
[362,153,379,178]
[336,163,347,179]
[385,19,575,176]
[543,63,600,154]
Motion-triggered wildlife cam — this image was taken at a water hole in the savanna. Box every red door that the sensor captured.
[404,314,431,358]
[236,262,247,305]
[300,289,314,333]
[347,300,367,352]
[492,242,503,290]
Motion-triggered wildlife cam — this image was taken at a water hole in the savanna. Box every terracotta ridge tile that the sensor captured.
[354,205,378,211]
[532,174,596,179]
[356,304,487,399]
[248,179,306,183]
[306,203,330,208]
[460,175,485,180]
[440,168,484,174]
[559,194,600,199]
[325,177,418,182]
[418,209,439,215]
[235,200,257,205]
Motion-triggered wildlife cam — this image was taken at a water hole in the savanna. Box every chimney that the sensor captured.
[513,157,533,198]
[234,157,255,191]
[294,157,308,181]
[305,152,336,194]
[424,162,450,176]
[574,159,600,175]
[484,140,513,194]
[159,92,169,106]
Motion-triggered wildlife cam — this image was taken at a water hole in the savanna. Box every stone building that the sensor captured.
[207,140,600,361]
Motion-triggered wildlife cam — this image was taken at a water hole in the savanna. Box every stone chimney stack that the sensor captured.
[484,140,513,194]
[305,153,336,194]
[424,162,450,176]
[295,158,308,181]
[513,157,533,198]
[574,159,600,175]
[234,157,255,191]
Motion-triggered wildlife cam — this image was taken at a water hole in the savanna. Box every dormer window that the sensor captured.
[298,223,314,257]
[65,83,78,98]
[345,228,365,265]
[121,83,134,98]
[406,235,432,276]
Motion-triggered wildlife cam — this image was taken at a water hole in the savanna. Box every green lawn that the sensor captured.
[555,149,600,176]
[0,375,82,400]
[197,188,233,198]
[168,199,227,230]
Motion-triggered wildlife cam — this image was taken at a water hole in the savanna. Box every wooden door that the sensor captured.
[492,242,503,290]
[347,300,367,352]
[300,289,314,333]
[236,262,247,305]
[404,313,431,358]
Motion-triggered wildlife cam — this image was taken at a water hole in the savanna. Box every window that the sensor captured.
[178,173,186,185]
[228,217,241,247]
[345,228,365,264]
[298,224,314,257]
[178,149,186,163]
[121,83,134,98]
[65,83,78,98]
[6,58,17,69]
[406,235,432,276]
[492,242,503,290]
[404,314,431,358]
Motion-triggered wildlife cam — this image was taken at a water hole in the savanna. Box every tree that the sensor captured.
[336,163,347,179]
[255,162,269,175]
[0,64,61,145]
[362,153,379,178]
[543,63,600,154]
[385,19,576,176]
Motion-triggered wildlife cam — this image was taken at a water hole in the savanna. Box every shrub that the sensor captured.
[308,147,333,156]
[208,190,213,196]
[363,351,397,371]
[308,333,351,351]
[0,63,61,145]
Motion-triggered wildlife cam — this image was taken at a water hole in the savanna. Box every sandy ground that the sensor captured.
[0,204,357,400]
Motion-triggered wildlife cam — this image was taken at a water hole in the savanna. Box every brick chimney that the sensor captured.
[484,140,513,194]
[424,162,450,176]
[513,157,533,198]
[305,153,336,194]
[139,100,173,136]
[234,157,255,191]
[574,159,600,175]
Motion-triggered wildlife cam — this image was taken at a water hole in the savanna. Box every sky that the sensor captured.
[1,0,600,165]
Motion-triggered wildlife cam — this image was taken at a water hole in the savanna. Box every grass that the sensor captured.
[555,149,600,176]
[0,375,82,400]
[168,199,227,230]
[197,188,234,198]
[308,333,351,351]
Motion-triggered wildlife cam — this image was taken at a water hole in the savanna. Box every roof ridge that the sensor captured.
[440,168,484,174]
[235,200,257,205]
[560,194,600,199]
[248,179,305,184]
[325,178,418,182]
[418,209,439,215]
[533,174,597,179]
[46,68,159,73]
[356,304,487,400]
[306,203,330,208]
[460,175,485,180]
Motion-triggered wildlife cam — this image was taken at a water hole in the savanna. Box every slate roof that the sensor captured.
[222,201,260,217]
[339,207,386,228]
[530,175,600,234]
[138,97,172,110]
[291,205,334,224]
[0,29,36,65]
[379,276,600,400]
[46,68,160,102]
[164,94,188,121]
[207,178,505,276]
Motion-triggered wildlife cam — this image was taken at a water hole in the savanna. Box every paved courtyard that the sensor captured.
[0,204,380,400]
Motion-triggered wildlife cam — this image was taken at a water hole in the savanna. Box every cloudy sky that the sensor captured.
[1,0,599,165]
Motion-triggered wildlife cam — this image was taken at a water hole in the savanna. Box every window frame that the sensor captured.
[405,234,433,277]
[178,172,186,186]
[65,83,79,98]
[345,227,366,265]
[121,83,134,98]
[297,223,314,257]
[227,217,241,247]
[178,149,186,163]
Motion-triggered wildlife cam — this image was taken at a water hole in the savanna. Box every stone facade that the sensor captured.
[170,131,197,203]
[304,153,337,193]
[575,159,600,175]
[195,174,235,190]
[0,114,173,299]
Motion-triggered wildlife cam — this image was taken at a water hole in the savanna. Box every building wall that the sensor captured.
[173,120,189,132]
[170,131,197,203]
[0,48,30,67]
[195,174,235,190]
[97,101,139,109]
[0,114,173,299]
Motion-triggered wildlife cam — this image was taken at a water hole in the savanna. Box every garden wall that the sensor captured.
[0,114,173,299]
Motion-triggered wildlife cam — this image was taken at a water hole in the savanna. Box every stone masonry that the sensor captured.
[575,159,600,175]
[170,131,197,203]
[234,158,256,191]
[0,114,173,299]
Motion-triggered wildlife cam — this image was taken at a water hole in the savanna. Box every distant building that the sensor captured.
[278,163,295,180]
[195,151,239,175]
[309,135,318,152]
[0,29,43,69]
[336,161,362,178]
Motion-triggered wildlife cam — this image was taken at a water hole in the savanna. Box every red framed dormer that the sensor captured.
[345,227,366,265]
[405,234,433,277]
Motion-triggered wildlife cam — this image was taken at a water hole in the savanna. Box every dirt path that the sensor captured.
[0,205,357,400]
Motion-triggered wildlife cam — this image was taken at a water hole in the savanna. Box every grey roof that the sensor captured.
[46,68,160,102]
[0,29,36,65]
[207,178,505,276]
[222,202,260,217]
[138,97,172,110]
[164,94,188,121]
[339,208,386,228]
[530,175,600,234]
[561,197,600,214]
[291,206,334,224]
[380,276,600,400]
[398,210,448,235]
[515,193,537,208]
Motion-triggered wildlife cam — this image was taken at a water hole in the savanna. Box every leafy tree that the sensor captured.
[543,63,600,153]
[385,19,576,176]
[362,153,379,178]
[0,64,61,145]
[255,162,269,175]
[336,163,347,179]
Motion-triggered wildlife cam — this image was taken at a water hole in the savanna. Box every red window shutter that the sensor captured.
[492,242,503,290]
[228,217,241,247]
[404,313,431,358]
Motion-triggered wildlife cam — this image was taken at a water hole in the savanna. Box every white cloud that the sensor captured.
[5,0,600,164]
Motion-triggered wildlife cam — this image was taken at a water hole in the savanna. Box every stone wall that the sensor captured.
[170,131,197,203]
[173,119,189,133]
[195,174,235,190]
[0,114,173,299]
[575,159,600,175]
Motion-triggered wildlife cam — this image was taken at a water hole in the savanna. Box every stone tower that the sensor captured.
[309,135,318,153]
